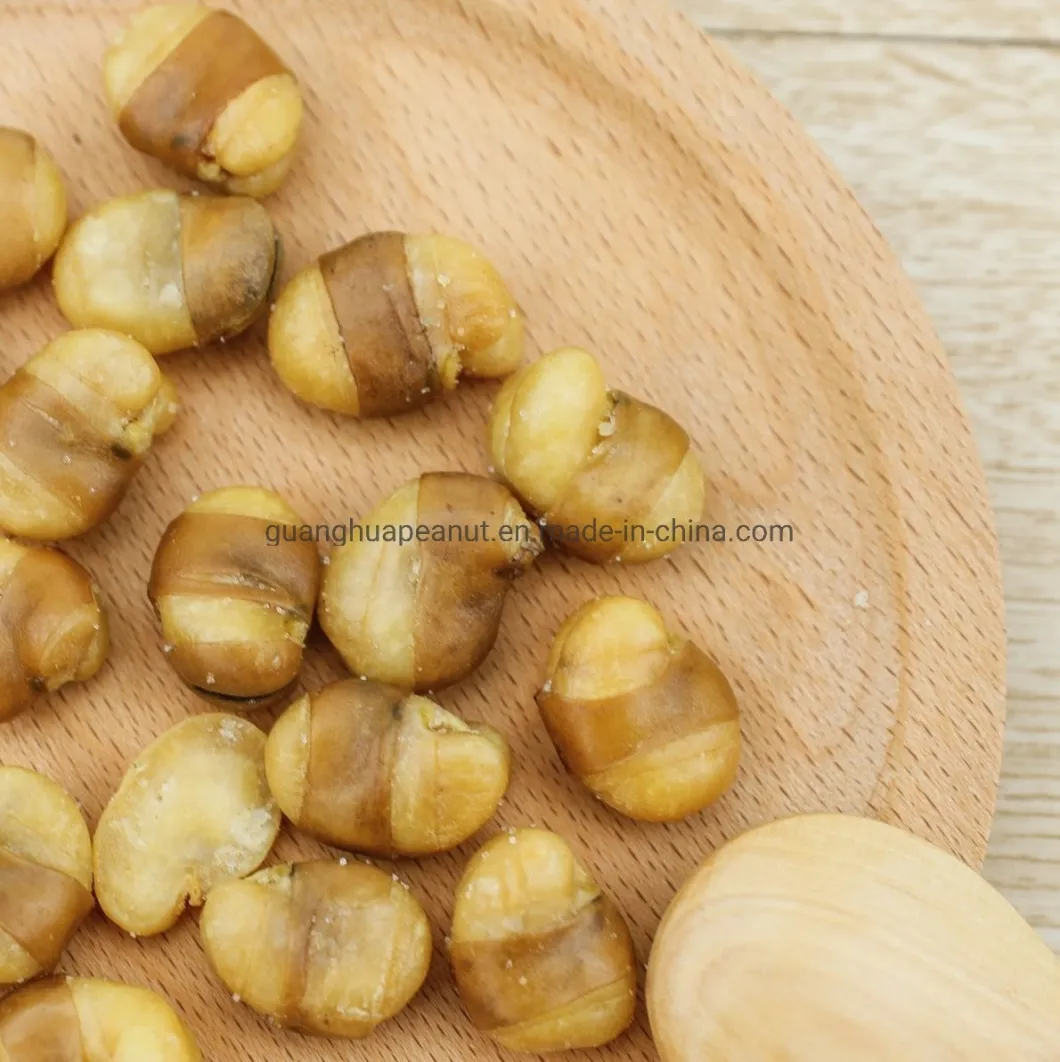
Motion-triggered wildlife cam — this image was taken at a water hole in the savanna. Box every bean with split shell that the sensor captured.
[0,768,93,986]
[103,2,303,196]
[0,330,177,541]
[449,829,637,1053]
[0,976,202,1062]
[537,595,741,822]
[318,472,542,692]
[201,860,432,1038]
[0,127,66,291]
[54,189,280,355]
[266,678,509,857]
[0,539,108,723]
[148,486,319,709]
[488,346,705,563]
[270,231,523,418]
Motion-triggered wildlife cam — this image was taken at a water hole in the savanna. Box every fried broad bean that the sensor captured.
[104,3,303,196]
[0,128,67,292]
[94,713,280,937]
[319,472,541,692]
[450,829,637,1053]
[0,976,202,1062]
[148,486,319,708]
[0,330,177,540]
[488,346,705,563]
[266,679,509,857]
[54,189,280,355]
[538,596,741,822]
[0,540,108,722]
[201,861,431,1038]
[0,768,93,986]
[269,233,522,418]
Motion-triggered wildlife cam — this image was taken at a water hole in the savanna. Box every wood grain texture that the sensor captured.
[704,31,1060,951]
[647,816,1060,1061]
[678,0,1060,41]
[0,1,1006,1060]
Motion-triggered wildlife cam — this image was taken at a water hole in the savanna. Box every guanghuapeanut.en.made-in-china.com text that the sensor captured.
[264,519,797,548]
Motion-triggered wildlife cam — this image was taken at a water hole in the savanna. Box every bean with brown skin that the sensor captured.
[54,190,280,355]
[201,861,431,1038]
[538,596,741,822]
[489,346,706,563]
[0,977,202,1062]
[319,472,542,692]
[148,486,319,709]
[103,3,303,196]
[270,232,523,417]
[266,679,509,857]
[0,330,177,541]
[0,128,66,291]
[450,829,637,1053]
[0,768,93,986]
[0,540,108,723]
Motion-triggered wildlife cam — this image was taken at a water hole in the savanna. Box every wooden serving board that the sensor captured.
[0,1,1006,1059]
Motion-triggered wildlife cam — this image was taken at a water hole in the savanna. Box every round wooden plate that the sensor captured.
[0,0,1005,1058]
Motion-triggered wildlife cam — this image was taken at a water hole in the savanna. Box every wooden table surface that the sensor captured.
[680,0,1060,949]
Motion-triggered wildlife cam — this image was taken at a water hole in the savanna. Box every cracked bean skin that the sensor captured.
[0,768,93,986]
[0,127,67,292]
[0,975,202,1062]
[538,596,741,822]
[488,346,705,563]
[450,829,637,1053]
[200,860,432,1038]
[93,713,280,937]
[148,486,319,709]
[103,3,303,196]
[319,472,542,692]
[0,330,177,541]
[266,679,509,857]
[0,539,109,722]
[54,189,280,355]
[270,232,522,418]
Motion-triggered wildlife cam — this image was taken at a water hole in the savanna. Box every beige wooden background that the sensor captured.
[678,0,1060,948]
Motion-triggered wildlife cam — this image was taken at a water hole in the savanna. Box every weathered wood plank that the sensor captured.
[679,0,1060,42]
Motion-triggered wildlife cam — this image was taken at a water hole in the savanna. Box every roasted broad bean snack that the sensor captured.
[0,540,108,722]
[538,596,741,822]
[488,346,705,563]
[450,829,637,1053]
[269,232,522,418]
[54,189,280,355]
[201,861,431,1037]
[0,976,202,1062]
[0,128,67,292]
[103,3,303,196]
[149,486,319,708]
[266,679,509,856]
[0,768,93,985]
[0,330,177,540]
[94,713,280,937]
[319,472,541,691]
